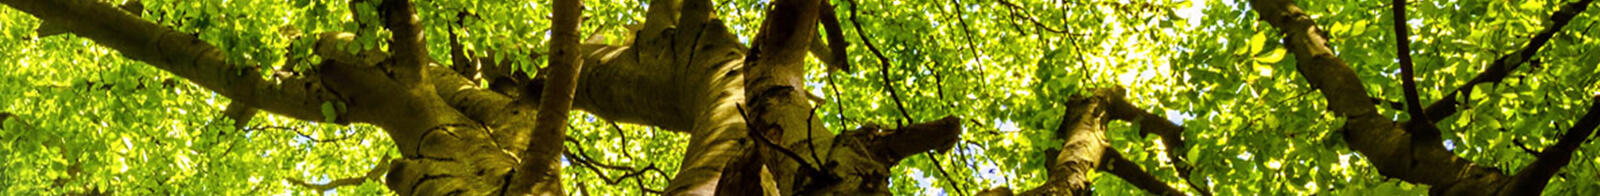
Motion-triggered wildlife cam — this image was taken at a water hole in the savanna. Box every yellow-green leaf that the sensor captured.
[1249,31,1267,55]
[1255,48,1287,63]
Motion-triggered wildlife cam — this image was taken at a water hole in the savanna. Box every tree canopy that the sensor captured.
[2,0,1598,195]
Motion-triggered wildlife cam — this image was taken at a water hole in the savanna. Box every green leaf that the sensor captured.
[1255,48,1287,63]
[1352,20,1369,35]
[321,101,338,122]
[1249,31,1267,55]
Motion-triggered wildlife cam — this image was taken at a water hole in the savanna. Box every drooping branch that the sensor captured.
[1423,0,1596,122]
[944,0,983,60]
[926,152,970,196]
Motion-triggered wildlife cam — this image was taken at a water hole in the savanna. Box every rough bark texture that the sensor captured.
[1021,92,1108,196]
[17,0,1595,195]
[722,0,823,194]
[506,0,584,194]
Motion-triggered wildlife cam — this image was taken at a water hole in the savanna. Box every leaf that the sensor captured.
[1352,20,1368,35]
[1249,31,1267,55]
[1255,48,1287,63]
[321,101,337,122]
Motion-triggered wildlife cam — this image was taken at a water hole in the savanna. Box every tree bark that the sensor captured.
[1249,0,1600,195]
[506,0,585,194]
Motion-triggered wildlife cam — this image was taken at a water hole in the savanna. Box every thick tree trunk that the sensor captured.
[1,0,1196,195]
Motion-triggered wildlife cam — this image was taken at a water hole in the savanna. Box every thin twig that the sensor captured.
[736,104,823,171]
[248,125,354,143]
[806,105,824,167]
[827,73,852,124]
[563,138,668,194]
[926,151,969,196]
[945,0,982,60]
[995,0,1068,34]
[609,121,637,160]
[844,0,915,125]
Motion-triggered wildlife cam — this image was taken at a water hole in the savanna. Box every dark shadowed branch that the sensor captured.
[286,157,393,192]
[1249,0,1599,194]
[1102,90,1210,196]
[1423,0,1596,122]
[1505,94,1600,194]
[378,0,427,85]
[1391,0,1441,141]
[1099,149,1186,196]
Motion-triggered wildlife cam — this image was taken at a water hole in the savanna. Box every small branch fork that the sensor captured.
[563,138,668,194]
[1391,0,1442,142]
[286,156,394,192]
[1249,0,1600,194]
[1422,0,1597,123]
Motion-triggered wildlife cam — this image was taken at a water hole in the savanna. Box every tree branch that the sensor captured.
[564,138,670,193]
[1023,94,1109,195]
[945,0,983,60]
[815,1,852,72]
[844,0,915,124]
[508,0,585,194]
[1249,0,1544,194]
[1101,88,1210,196]
[1504,94,1600,194]
[1099,149,1186,196]
[927,151,970,196]
[1391,0,1440,140]
[286,157,393,192]
[379,0,427,85]
[1423,0,1596,122]
[995,0,1069,34]
[863,116,964,161]
[0,0,340,122]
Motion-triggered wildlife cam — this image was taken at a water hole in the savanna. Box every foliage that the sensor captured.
[3,0,1599,195]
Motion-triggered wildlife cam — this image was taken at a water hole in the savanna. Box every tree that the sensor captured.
[1,0,1598,195]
